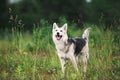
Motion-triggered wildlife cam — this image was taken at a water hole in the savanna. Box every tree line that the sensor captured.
[0,0,120,30]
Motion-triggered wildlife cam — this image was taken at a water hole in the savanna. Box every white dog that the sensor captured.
[52,23,91,74]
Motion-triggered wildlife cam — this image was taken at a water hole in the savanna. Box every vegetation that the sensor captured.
[0,17,120,79]
[0,0,120,30]
[0,0,120,79]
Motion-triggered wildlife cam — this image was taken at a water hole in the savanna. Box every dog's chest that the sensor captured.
[56,43,71,59]
[56,42,66,52]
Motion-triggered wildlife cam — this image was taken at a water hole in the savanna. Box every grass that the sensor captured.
[0,21,120,80]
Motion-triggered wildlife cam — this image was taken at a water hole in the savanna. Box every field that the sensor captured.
[0,22,120,80]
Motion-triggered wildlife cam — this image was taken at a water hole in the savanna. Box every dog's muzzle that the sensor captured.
[56,32,62,40]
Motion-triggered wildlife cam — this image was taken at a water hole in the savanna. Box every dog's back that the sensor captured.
[67,38,86,55]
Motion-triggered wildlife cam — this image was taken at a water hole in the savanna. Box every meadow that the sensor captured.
[0,19,120,80]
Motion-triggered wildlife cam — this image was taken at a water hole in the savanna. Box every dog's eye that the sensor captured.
[56,30,57,31]
[60,30,62,32]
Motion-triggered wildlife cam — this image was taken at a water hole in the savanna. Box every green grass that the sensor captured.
[0,23,120,80]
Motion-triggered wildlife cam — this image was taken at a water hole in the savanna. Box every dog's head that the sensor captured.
[52,23,68,42]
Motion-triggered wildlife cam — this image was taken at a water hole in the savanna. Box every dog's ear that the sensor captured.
[62,23,67,31]
[53,23,58,30]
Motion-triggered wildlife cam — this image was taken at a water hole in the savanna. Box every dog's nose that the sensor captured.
[57,32,59,35]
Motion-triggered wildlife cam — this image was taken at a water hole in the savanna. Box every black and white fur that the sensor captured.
[52,23,91,74]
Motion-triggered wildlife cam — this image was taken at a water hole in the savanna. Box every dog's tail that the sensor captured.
[82,27,91,42]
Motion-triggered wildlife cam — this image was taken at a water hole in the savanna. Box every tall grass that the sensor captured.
[0,15,120,79]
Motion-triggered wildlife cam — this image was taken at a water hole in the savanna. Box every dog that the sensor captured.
[52,23,91,74]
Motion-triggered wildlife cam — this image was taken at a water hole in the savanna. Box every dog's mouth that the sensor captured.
[56,35,62,40]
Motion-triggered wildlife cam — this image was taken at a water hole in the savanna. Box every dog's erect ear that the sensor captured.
[62,23,67,31]
[53,23,58,30]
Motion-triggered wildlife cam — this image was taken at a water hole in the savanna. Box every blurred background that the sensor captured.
[0,1,120,79]
[0,0,120,31]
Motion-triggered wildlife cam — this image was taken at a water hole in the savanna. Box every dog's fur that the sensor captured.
[52,23,91,74]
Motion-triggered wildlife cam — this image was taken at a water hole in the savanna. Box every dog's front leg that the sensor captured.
[59,57,66,74]
[70,55,78,71]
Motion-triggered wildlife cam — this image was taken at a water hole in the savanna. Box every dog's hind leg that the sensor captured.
[86,52,89,59]
[76,56,79,63]
[82,55,87,72]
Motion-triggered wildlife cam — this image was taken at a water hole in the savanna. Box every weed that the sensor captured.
[0,13,120,79]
